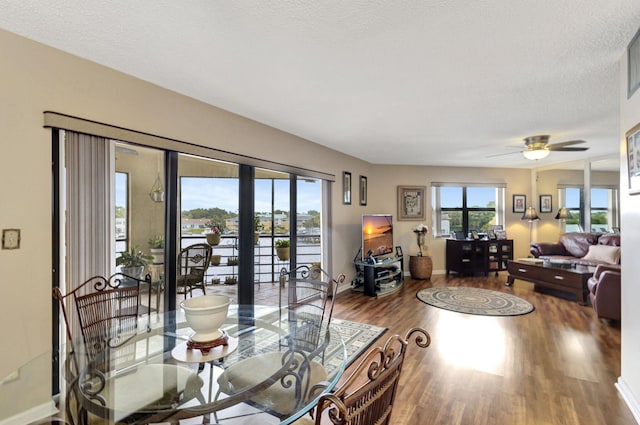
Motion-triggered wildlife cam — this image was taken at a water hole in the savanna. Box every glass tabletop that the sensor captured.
[16,305,347,425]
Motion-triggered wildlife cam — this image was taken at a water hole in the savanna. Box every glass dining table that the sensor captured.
[44,305,346,425]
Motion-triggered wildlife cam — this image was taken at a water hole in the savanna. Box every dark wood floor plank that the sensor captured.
[331,273,634,425]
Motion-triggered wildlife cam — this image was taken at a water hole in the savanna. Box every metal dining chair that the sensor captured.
[214,265,345,420]
[294,327,431,425]
[53,273,202,425]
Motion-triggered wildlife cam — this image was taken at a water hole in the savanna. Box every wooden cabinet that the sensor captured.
[446,239,513,276]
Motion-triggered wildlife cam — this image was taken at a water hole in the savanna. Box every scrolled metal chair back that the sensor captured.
[281,265,345,355]
[312,327,431,425]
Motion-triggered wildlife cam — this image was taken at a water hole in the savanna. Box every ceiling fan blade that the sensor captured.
[547,140,586,149]
[548,146,590,152]
[486,151,522,158]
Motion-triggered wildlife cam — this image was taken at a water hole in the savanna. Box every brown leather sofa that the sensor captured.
[529,232,621,266]
[587,264,621,321]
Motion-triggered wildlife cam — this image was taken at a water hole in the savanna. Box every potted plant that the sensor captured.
[205,220,225,245]
[148,234,164,264]
[275,239,290,261]
[116,245,153,280]
[254,214,263,245]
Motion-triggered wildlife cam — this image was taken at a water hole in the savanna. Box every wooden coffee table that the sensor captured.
[506,259,595,304]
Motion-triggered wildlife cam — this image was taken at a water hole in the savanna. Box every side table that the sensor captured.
[409,255,432,280]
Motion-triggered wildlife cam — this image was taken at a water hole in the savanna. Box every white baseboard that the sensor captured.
[616,376,640,424]
[0,400,58,425]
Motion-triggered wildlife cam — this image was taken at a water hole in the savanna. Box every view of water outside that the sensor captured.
[179,177,321,283]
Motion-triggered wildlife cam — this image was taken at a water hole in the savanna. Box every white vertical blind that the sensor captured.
[64,131,112,292]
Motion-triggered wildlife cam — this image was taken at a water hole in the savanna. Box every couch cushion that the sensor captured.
[559,232,599,258]
[581,245,621,265]
[597,234,621,247]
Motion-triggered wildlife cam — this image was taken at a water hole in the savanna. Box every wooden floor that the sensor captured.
[330,273,635,425]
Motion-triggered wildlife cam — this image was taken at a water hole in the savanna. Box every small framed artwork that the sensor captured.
[539,194,552,213]
[628,26,640,98]
[359,175,367,206]
[471,230,479,240]
[512,194,526,213]
[343,172,352,205]
[488,229,496,240]
[626,122,640,195]
[395,246,403,258]
[496,230,507,240]
[397,186,426,220]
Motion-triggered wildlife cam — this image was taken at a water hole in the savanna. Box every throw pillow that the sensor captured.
[581,245,621,264]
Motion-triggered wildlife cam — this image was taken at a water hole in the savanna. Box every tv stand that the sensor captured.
[352,255,404,297]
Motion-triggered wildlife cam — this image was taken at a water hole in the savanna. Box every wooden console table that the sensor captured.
[446,239,513,276]
[506,259,595,304]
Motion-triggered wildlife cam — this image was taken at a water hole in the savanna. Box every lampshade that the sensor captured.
[522,149,550,160]
[554,207,572,220]
[521,206,540,221]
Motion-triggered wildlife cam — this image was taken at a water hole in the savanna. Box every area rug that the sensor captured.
[416,287,534,316]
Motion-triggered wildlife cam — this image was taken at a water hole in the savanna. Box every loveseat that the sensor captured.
[530,232,621,266]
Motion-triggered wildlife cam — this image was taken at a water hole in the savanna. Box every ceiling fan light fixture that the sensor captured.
[522,148,550,160]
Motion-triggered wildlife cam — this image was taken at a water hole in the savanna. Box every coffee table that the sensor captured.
[506,259,595,304]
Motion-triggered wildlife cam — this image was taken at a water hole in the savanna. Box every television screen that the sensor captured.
[362,214,394,260]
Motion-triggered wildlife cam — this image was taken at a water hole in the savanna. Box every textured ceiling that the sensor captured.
[2,1,640,169]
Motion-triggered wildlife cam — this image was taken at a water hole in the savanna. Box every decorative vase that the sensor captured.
[206,233,221,246]
[181,295,230,342]
[415,231,426,256]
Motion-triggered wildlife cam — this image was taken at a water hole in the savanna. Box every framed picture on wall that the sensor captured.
[397,186,426,220]
[359,175,367,206]
[539,194,552,213]
[343,172,352,204]
[512,194,526,213]
[626,122,640,195]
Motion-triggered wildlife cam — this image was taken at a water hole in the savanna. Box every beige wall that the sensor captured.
[0,28,576,422]
[367,165,533,272]
[619,45,640,418]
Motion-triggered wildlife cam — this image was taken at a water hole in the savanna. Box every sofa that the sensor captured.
[587,264,621,321]
[530,232,621,266]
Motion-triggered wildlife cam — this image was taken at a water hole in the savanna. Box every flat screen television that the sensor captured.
[362,214,394,260]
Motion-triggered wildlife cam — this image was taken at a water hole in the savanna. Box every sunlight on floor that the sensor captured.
[436,314,506,376]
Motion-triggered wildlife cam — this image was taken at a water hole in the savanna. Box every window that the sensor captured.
[432,184,505,237]
[564,187,583,232]
[558,186,619,232]
[115,172,128,252]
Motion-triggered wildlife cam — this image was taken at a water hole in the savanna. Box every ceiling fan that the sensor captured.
[490,135,590,160]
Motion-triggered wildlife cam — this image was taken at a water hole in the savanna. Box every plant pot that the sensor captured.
[227,257,238,266]
[206,233,221,246]
[120,266,144,286]
[224,276,237,285]
[210,255,221,266]
[150,248,164,264]
[409,255,432,280]
[276,247,290,261]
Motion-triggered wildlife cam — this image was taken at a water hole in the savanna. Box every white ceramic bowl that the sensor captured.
[181,295,231,342]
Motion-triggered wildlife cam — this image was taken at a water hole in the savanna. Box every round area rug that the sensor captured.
[416,287,534,316]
